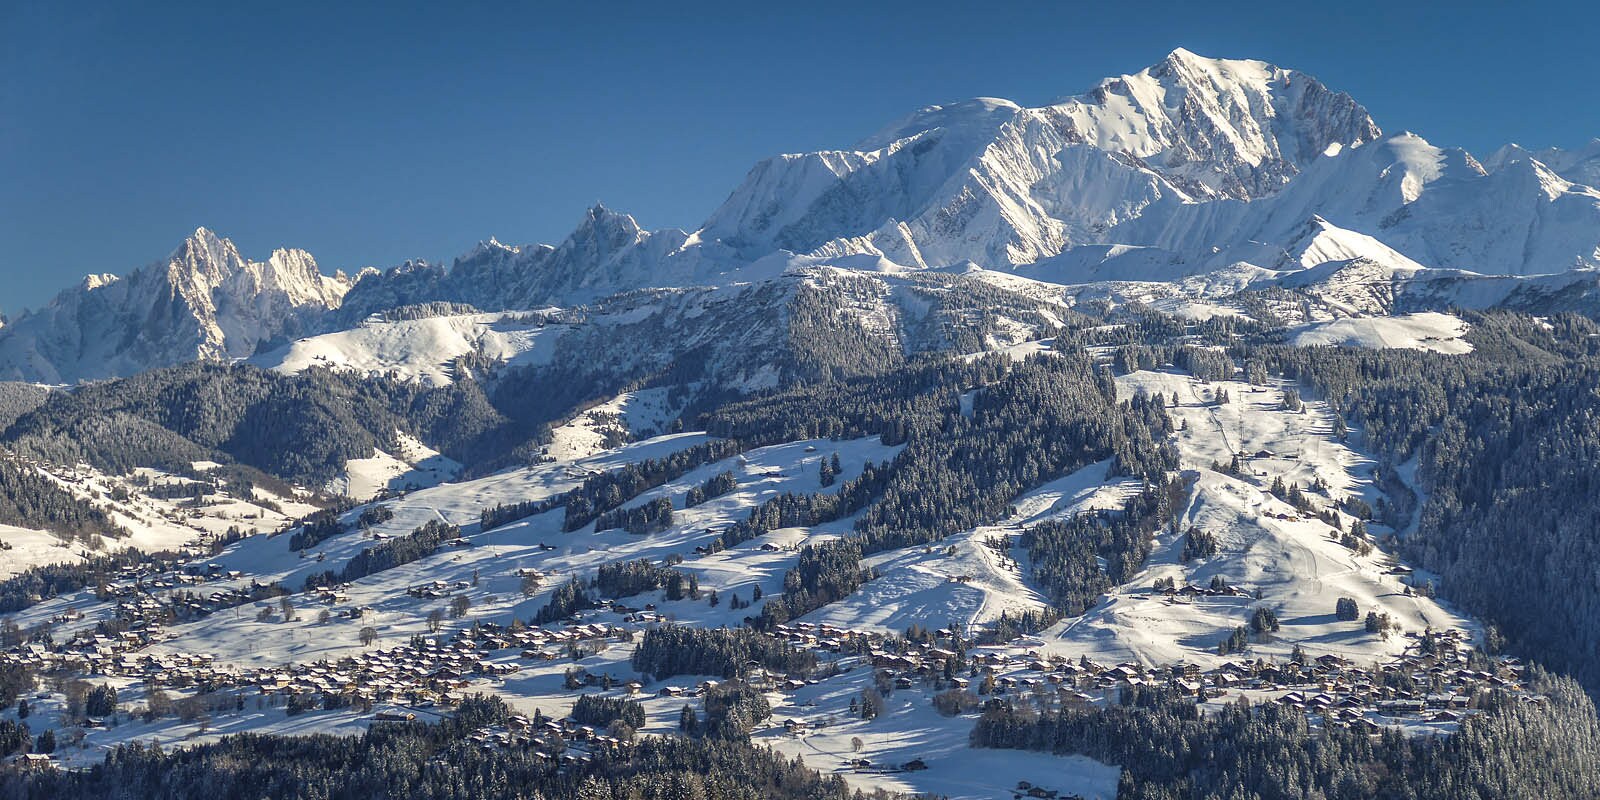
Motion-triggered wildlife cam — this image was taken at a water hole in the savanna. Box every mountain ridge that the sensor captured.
[6,49,1600,383]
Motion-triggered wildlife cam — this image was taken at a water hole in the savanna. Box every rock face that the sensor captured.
[0,228,351,383]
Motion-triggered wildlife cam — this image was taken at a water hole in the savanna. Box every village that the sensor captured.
[0,381,1551,787]
[766,619,1540,734]
[0,519,1550,779]
[0,566,1550,794]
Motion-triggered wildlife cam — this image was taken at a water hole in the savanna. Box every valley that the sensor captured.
[0,353,1517,798]
[3,44,1600,800]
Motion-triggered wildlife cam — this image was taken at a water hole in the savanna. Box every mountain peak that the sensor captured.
[703,49,1385,269]
[80,273,120,291]
[180,225,232,254]
[167,226,244,287]
[856,97,1022,151]
[582,202,638,225]
[1158,46,1221,71]
[574,204,644,242]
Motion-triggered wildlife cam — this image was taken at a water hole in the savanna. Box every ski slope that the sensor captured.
[1032,370,1475,667]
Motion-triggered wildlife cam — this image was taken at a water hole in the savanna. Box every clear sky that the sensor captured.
[2,0,1596,312]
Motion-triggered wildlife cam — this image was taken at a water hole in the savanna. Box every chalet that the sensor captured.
[7,753,54,770]
[1378,699,1426,714]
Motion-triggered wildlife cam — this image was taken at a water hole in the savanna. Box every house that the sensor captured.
[7,753,53,770]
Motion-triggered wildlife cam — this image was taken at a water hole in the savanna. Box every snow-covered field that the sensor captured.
[0,524,91,580]
[760,665,1119,800]
[110,435,899,668]
[255,312,569,385]
[1288,312,1472,354]
[0,461,320,579]
[544,388,686,462]
[324,432,461,501]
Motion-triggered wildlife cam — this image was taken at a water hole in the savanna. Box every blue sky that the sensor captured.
[2,0,1596,311]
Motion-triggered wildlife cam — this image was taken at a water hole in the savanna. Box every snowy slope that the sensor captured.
[1116,133,1600,276]
[1288,312,1473,354]
[324,432,462,501]
[1032,370,1476,667]
[255,311,568,386]
[0,460,320,579]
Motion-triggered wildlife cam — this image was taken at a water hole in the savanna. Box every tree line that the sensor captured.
[971,667,1600,800]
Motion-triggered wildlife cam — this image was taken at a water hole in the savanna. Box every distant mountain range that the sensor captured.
[5,48,1600,384]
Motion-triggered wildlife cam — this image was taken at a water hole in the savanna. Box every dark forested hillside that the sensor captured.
[0,455,127,541]
[0,384,47,432]
[709,350,1176,554]
[1,363,518,485]
[972,668,1600,800]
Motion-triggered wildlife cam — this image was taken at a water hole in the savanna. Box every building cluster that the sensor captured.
[109,578,281,630]
[764,621,1539,736]
[463,712,630,765]
[926,628,1535,731]
[1,617,632,715]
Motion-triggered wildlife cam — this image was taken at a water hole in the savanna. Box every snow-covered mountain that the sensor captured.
[700,48,1381,269]
[1489,138,1600,189]
[332,204,756,323]
[1116,132,1600,275]
[0,228,352,383]
[8,49,1600,385]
